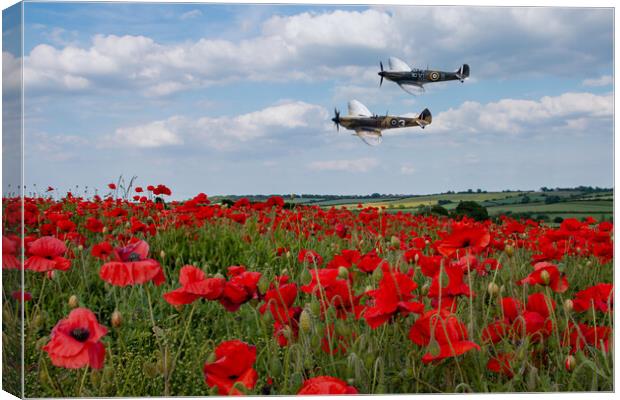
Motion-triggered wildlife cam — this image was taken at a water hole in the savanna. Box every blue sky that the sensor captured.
[7,3,614,198]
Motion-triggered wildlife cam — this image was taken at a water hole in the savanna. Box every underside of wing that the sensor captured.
[348,100,373,117]
[399,83,425,95]
[388,56,412,72]
[355,129,382,146]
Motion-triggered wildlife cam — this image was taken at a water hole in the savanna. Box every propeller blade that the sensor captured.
[379,61,384,87]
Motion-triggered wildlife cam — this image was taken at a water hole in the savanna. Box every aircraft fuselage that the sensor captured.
[379,69,463,85]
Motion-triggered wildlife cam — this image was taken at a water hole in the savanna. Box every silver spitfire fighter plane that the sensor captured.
[332,100,432,146]
[378,56,470,94]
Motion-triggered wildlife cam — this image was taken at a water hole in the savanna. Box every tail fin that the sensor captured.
[418,108,432,128]
[456,64,470,81]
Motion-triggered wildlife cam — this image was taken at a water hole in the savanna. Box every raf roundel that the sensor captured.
[429,71,440,81]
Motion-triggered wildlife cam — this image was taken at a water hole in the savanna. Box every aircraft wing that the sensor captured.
[348,100,373,117]
[388,56,412,72]
[355,128,382,146]
[398,83,425,95]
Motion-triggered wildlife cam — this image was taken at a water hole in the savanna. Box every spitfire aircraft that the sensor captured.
[331,100,432,146]
[378,56,470,94]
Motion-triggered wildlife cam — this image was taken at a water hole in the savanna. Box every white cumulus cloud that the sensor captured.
[308,158,379,173]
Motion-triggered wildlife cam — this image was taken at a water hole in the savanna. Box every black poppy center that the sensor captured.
[462,239,471,247]
[128,252,141,261]
[70,327,90,342]
[228,374,240,380]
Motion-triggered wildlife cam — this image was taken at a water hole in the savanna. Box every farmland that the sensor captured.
[2,184,614,396]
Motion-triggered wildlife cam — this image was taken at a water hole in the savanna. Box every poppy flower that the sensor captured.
[46,186,55,192]
[108,183,116,190]
[218,266,262,312]
[11,290,32,302]
[298,249,323,267]
[487,353,514,378]
[326,249,361,269]
[356,250,387,273]
[85,217,105,233]
[163,265,226,305]
[2,236,20,270]
[301,269,360,319]
[517,262,568,293]
[91,241,114,259]
[572,283,613,313]
[99,240,165,286]
[427,264,472,301]
[363,267,424,328]
[42,308,107,369]
[436,225,490,257]
[297,376,358,395]
[482,293,555,344]
[24,236,71,272]
[409,309,479,363]
[259,278,298,324]
[562,322,612,354]
[203,340,258,395]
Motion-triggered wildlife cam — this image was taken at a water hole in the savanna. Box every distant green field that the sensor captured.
[487,200,612,215]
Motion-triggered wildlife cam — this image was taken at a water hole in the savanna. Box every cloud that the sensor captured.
[180,9,202,20]
[23,7,612,97]
[582,75,613,87]
[400,163,416,175]
[308,158,379,173]
[432,91,613,136]
[109,119,184,148]
[104,101,329,150]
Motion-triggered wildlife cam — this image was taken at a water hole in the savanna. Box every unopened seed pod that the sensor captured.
[505,245,515,258]
[258,276,270,294]
[539,270,551,286]
[337,266,349,279]
[487,282,500,296]
[299,309,312,333]
[563,299,574,313]
[111,310,122,328]
[565,355,576,372]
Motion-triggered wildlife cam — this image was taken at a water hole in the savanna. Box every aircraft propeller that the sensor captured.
[378,61,384,87]
[331,108,341,132]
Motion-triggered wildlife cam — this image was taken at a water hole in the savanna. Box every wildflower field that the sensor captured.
[2,184,614,396]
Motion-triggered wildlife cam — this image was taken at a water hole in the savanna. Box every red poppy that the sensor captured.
[487,353,514,378]
[427,264,472,301]
[163,265,226,305]
[152,184,172,196]
[42,308,107,369]
[108,183,116,190]
[259,278,298,324]
[517,262,568,293]
[334,223,348,238]
[46,186,55,192]
[562,322,612,354]
[297,376,358,395]
[356,250,387,273]
[2,236,20,270]
[436,225,490,257]
[91,241,114,260]
[203,340,258,395]
[326,249,361,269]
[482,293,555,344]
[408,309,480,364]
[218,266,262,312]
[24,236,71,272]
[572,283,613,313]
[301,268,360,319]
[99,240,165,286]
[135,186,144,193]
[298,249,323,267]
[363,267,424,328]
[11,290,32,302]
[85,217,105,233]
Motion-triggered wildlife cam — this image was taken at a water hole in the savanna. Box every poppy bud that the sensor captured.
[111,310,122,328]
[563,299,574,313]
[77,245,84,251]
[310,333,321,351]
[102,226,108,233]
[421,283,430,295]
[299,309,312,333]
[280,268,288,276]
[159,250,166,259]
[372,267,383,282]
[364,285,374,293]
[213,272,225,279]
[269,357,282,376]
[390,236,400,247]
[335,319,350,337]
[290,372,303,390]
[206,352,217,364]
[174,305,183,312]
[285,251,291,259]
[39,367,51,385]
[258,276,270,295]
[505,245,514,258]
[487,282,500,296]
[68,295,79,309]
[414,253,420,264]
[35,336,48,350]
[301,269,312,285]
[208,386,219,396]
[539,270,551,285]
[309,299,321,316]
[90,369,102,387]
[585,260,593,268]
[32,312,45,329]
[337,266,349,279]
[565,355,576,372]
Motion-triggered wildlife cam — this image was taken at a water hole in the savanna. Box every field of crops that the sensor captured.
[1,184,614,396]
